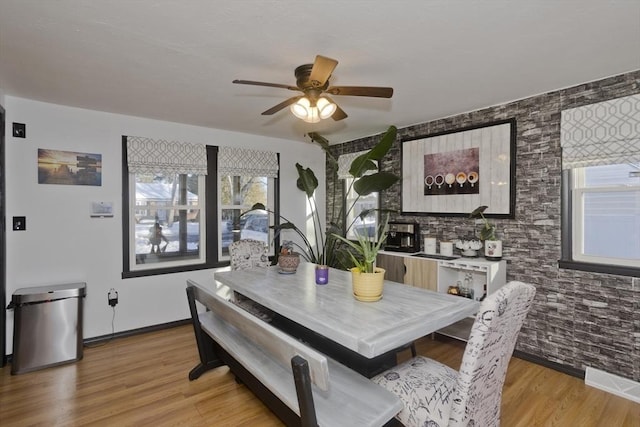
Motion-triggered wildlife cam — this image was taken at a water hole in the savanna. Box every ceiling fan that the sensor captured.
[232,55,393,123]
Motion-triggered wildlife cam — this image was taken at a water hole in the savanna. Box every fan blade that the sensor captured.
[309,55,338,88]
[261,96,303,115]
[326,86,393,98]
[331,104,348,121]
[233,80,300,91]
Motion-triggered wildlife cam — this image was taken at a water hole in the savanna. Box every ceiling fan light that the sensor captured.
[304,107,321,123]
[291,97,311,119]
[317,97,337,119]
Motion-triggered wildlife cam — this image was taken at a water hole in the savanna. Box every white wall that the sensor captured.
[3,96,326,353]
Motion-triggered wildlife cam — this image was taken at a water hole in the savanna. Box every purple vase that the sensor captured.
[315,265,329,285]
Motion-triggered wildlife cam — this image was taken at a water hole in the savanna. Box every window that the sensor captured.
[568,163,640,269]
[122,137,215,277]
[559,93,640,276]
[122,139,280,278]
[218,146,280,259]
[131,173,205,269]
[339,151,380,240]
[219,175,275,257]
[344,177,379,240]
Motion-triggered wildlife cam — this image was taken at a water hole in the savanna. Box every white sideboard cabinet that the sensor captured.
[437,258,506,302]
[436,258,506,341]
[376,251,507,341]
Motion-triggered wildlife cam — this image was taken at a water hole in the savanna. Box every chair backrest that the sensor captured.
[449,281,536,427]
[229,239,270,270]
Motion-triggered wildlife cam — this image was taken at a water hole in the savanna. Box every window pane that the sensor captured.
[572,162,640,268]
[345,178,379,240]
[582,190,640,259]
[133,173,203,267]
[220,176,270,255]
[584,163,639,187]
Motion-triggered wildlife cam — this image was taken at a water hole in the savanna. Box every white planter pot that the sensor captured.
[484,240,502,260]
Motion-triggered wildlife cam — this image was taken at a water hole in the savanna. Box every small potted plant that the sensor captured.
[470,205,502,260]
[333,214,390,302]
[277,241,300,273]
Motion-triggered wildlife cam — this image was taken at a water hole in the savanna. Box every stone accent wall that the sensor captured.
[328,70,640,381]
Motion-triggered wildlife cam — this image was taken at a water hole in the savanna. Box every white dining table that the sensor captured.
[210,261,478,360]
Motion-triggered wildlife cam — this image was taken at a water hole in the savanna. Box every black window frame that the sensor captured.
[122,140,221,278]
[559,169,640,278]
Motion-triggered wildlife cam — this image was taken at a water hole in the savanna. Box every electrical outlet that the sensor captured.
[108,288,118,307]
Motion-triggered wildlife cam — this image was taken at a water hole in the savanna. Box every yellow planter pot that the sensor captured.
[351,267,386,302]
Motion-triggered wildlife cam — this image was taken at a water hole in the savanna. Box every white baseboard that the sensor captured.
[585,367,640,403]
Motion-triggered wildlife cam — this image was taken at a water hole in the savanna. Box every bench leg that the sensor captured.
[186,286,225,380]
[291,356,318,427]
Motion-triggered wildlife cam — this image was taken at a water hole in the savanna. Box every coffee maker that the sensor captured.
[384,222,420,253]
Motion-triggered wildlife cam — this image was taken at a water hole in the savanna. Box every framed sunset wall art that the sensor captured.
[38,149,102,186]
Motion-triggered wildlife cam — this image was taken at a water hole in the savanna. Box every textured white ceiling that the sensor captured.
[1,0,639,144]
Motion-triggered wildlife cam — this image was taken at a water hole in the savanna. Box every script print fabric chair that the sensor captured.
[229,238,271,270]
[228,239,274,322]
[372,281,536,427]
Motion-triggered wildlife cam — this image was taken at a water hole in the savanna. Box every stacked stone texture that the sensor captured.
[327,70,640,381]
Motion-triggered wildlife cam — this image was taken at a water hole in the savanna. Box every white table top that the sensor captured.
[211,262,479,359]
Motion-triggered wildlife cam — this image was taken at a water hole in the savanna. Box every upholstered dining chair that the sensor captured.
[228,239,274,322]
[372,281,536,427]
[229,238,271,270]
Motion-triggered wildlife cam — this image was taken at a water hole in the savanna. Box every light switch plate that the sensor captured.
[13,216,26,231]
[12,122,26,138]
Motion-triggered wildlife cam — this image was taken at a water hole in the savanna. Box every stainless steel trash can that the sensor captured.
[10,282,86,374]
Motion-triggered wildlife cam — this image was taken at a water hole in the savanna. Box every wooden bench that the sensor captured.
[186,279,403,427]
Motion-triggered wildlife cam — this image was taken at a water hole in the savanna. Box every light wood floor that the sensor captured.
[1,324,638,426]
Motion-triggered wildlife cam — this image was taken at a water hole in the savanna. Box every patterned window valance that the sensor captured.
[561,93,640,169]
[126,136,208,175]
[337,150,377,179]
[218,147,279,178]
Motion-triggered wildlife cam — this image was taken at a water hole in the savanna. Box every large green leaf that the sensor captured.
[366,125,397,161]
[348,125,397,177]
[295,163,318,198]
[349,155,377,178]
[469,205,488,218]
[353,172,399,196]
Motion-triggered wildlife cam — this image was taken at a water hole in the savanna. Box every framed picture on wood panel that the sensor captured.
[401,118,516,218]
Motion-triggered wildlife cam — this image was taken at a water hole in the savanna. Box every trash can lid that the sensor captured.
[12,282,86,304]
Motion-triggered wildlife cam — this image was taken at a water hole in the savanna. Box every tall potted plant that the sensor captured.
[470,205,502,260]
[294,125,399,269]
[242,126,399,280]
[333,214,390,301]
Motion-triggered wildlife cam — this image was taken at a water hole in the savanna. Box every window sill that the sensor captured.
[122,261,227,279]
[558,259,640,278]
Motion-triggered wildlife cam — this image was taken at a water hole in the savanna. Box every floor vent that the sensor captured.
[585,367,640,403]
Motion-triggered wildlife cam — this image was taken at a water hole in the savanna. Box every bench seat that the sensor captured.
[187,279,403,427]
